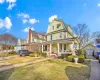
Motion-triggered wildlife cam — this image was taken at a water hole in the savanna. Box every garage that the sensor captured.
[86,49,94,56]
[83,44,96,58]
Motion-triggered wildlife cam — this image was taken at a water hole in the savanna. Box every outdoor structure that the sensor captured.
[83,44,96,56]
[42,19,79,56]
[26,29,46,52]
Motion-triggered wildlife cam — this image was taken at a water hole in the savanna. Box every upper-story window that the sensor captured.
[50,35,52,40]
[52,26,54,30]
[64,32,66,39]
[64,44,66,50]
[60,32,62,38]
[57,23,61,28]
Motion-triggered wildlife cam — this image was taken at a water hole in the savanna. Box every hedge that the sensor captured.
[67,55,85,63]
[78,55,85,63]
[67,55,74,62]
[29,54,35,57]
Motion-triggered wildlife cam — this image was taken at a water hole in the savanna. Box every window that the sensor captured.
[50,35,52,40]
[64,32,66,39]
[60,32,62,38]
[64,44,66,50]
[60,44,62,50]
[52,26,54,30]
[57,23,61,28]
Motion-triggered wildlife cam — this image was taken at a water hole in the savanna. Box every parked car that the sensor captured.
[99,56,100,63]
[18,50,29,56]
[94,48,100,63]
[94,48,100,59]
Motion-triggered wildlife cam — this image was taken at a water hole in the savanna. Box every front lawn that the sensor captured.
[0,59,90,80]
[0,56,42,67]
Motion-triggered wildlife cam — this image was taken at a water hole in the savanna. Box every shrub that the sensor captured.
[61,54,69,59]
[76,50,82,55]
[37,51,42,56]
[78,55,85,63]
[29,54,35,57]
[41,53,47,57]
[76,49,86,58]
[58,56,62,59]
[67,55,74,62]
[81,49,86,58]
[35,53,38,57]
[8,51,17,55]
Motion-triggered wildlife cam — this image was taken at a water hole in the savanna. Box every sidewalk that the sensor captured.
[0,58,51,72]
[89,58,100,80]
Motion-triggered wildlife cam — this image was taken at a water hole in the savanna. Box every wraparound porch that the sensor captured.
[42,39,78,56]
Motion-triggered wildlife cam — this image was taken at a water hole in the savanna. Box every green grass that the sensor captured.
[0,53,17,57]
[0,56,42,67]
[0,59,90,80]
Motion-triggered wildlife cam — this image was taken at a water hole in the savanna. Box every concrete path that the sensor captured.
[0,58,51,72]
[90,58,100,80]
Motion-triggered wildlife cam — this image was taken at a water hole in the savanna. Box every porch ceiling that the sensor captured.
[42,38,75,45]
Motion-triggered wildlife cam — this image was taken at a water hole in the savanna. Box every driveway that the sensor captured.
[90,58,100,80]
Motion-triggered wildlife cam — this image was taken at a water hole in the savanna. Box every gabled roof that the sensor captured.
[48,18,74,36]
[31,30,46,39]
[83,44,96,49]
[49,18,72,29]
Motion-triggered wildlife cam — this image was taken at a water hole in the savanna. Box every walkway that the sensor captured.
[90,58,100,80]
[0,58,51,72]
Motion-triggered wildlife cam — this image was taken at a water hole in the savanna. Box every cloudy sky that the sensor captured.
[0,0,100,38]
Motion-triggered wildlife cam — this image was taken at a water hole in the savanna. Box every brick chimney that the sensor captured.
[28,29,32,43]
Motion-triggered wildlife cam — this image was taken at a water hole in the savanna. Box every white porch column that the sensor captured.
[42,45,43,53]
[62,44,64,52]
[50,44,52,54]
[57,43,60,53]
[72,41,75,55]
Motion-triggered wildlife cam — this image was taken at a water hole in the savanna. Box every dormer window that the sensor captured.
[57,23,61,28]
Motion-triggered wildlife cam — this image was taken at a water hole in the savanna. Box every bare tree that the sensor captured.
[1,34,17,51]
[73,24,90,49]
[91,31,100,39]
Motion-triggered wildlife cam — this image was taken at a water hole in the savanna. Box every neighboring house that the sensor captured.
[27,29,46,43]
[42,19,79,56]
[14,39,27,52]
[83,44,96,56]
[26,29,46,52]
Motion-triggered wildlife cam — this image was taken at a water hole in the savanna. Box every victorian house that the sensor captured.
[42,19,79,56]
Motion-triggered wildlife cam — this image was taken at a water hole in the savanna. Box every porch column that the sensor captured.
[50,44,52,54]
[57,43,60,53]
[72,41,75,55]
[62,44,64,52]
[42,45,43,53]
